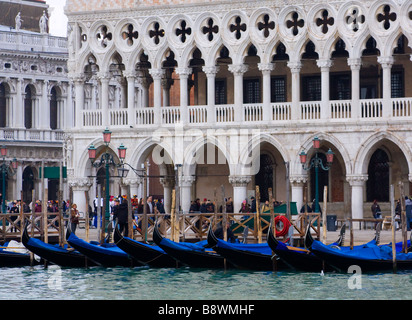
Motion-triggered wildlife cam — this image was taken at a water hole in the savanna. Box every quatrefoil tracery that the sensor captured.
[122,24,139,46]
[316,10,334,34]
[175,20,192,43]
[377,5,396,30]
[149,22,165,45]
[202,18,219,42]
[286,12,304,36]
[257,14,275,38]
[229,16,247,40]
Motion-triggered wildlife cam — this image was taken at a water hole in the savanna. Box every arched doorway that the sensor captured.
[22,167,35,203]
[367,149,389,202]
[254,154,273,202]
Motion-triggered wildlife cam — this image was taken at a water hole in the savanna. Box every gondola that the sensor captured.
[207,225,288,271]
[152,223,229,269]
[0,240,43,267]
[267,224,346,272]
[305,224,412,272]
[113,224,177,268]
[22,223,97,268]
[66,228,140,267]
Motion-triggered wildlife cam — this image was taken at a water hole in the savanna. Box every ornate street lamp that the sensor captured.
[299,137,334,213]
[88,129,124,237]
[1,146,17,213]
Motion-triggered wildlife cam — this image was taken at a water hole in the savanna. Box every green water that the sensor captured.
[1,266,411,300]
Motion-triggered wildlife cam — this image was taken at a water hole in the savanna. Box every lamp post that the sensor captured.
[88,128,127,235]
[299,137,334,213]
[0,146,17,214]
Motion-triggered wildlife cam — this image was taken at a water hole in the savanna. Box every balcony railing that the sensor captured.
[0,30,67,53]
[79,97,412,129]
[0,128,65,142]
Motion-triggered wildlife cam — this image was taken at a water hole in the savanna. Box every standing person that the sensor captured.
[250,197,256,213]
[156,198,165,214]
[226,197,234,214]
[371,199,381,229]
[70,203,80,235]
[239,200,250,220]
[405,196,412,231]
[9,202,19,232]
[113,199,133,237]
[371,199,382,219]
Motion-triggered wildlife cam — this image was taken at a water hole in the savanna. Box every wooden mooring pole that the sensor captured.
[390,185,397,273]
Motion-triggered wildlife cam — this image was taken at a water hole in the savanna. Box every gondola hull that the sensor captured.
[114,226,177,268]
[66,230,139,267]
[0,250,41,267]
[267,225,331,272]
[153,224,227,269]
[22,226,96,268]
[310,239,412,273]
[207,227,287,271]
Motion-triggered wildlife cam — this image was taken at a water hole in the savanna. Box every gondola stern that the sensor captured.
[207,224,218,248]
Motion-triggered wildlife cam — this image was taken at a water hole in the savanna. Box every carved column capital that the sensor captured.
[229,175,251,187]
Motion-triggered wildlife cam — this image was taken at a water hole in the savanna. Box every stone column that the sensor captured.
[73,74,85,128]
[161,77,173,107]
[39,80,50,130]
[347,174,368,229]
[149,68,164,125]
[203,66,220,124]
[176,67,192,126]
[125,71,136,126]
[14,78,24,129]
[287,61,302,121]
[69,178,92,216]
[98,72,110,127]
[258,63,274,122]
[228,64,248,123]
[348,58,362,119]
[290,175,308,214]
[317,59,333,120]
[62,81,74,129]
[180,175,195,213]
[160,178,174,214]
[229,175,251,213]
[378,56,394,118]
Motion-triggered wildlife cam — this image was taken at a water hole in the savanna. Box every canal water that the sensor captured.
[1,265,411,301]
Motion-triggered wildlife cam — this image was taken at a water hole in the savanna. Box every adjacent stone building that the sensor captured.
[0,0,71,205]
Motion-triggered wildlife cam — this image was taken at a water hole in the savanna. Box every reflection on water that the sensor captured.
[1,266,411,300]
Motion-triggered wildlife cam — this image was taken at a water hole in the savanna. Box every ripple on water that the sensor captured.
[0,266,411,300]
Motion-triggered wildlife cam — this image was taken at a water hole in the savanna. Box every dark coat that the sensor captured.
[114,202,130,224]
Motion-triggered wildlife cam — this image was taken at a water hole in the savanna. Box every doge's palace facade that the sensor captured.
[65,0,412,221]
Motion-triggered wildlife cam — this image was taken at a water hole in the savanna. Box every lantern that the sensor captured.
[0,146,7,158]
[312,136,320,149]
[299,150,307,165]
[102,128,112,145]
[11,158,18,170]
[326,148,334,165]
[88,144,97,161]
[118,144,127,161]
